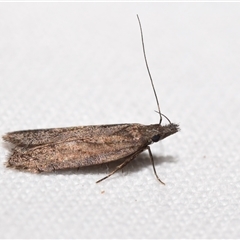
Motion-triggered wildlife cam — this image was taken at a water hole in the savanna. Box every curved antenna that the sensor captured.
[154,111,172,124]
[137,14,162,125]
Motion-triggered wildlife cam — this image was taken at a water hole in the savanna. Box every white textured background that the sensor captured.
[0,3,240,239]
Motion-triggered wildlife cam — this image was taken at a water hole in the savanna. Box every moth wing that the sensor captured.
[6,123,149,172]
[3,124,134,147]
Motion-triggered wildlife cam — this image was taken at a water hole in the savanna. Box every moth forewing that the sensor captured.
[3,124,138,172]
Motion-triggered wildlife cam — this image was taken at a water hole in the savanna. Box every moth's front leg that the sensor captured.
[96,149,145,183]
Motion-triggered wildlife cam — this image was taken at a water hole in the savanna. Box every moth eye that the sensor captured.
[152,134,160,142]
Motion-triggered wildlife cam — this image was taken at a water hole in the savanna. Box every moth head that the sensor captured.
[149,123,179,143]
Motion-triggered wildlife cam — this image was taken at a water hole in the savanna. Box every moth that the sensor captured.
[3,15,179,184]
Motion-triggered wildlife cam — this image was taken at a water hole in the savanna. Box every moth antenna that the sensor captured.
[137,14,162,125]
[154,111,172,124]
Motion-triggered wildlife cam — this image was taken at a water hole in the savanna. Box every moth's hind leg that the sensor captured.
[96,152,141,183]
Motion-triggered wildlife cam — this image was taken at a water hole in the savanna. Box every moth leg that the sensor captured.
[96,154,137,183]
[147,146,165,185]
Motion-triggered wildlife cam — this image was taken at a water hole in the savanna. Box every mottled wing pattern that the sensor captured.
[3,124,148,172]
[3,124,131,146]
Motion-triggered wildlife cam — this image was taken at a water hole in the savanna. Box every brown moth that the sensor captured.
[3,15,179,184]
